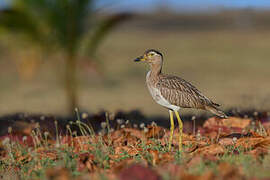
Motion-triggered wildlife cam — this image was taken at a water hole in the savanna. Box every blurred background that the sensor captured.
[0,0,270,117]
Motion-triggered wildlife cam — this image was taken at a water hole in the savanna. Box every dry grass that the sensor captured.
[0,25,270,116]
[1,115,270,179]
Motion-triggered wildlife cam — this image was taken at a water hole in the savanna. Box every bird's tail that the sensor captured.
[205,105,228,118]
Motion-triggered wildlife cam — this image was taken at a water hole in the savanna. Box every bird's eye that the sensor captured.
[148,52,155,57]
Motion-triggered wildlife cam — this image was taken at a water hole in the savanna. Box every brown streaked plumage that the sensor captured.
[134,49,227,151]
[156,74,226,117]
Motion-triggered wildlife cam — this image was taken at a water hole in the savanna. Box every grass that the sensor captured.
[0,26,270,116]
[1,137,270,179]
[0,116,270,180]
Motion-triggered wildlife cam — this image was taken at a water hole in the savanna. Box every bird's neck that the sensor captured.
[149,63,162,77]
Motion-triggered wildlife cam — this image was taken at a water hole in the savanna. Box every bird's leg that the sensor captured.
[174,111,183,152]
[168,110,174,151]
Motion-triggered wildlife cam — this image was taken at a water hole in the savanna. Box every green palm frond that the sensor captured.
[0,0,130,56]
[0,0,96,53]
[0,8,44,44]
[0,0,130,113]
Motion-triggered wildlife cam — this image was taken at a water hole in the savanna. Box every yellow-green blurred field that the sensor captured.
[0,12,270,116]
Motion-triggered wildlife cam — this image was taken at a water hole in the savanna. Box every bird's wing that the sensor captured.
[157,74,218,109]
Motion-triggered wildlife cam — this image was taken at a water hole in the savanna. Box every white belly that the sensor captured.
[146,72,180,111]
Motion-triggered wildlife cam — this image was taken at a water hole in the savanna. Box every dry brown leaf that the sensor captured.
[110,129,142,147]
[266,128,270,137]
[193,144,225,156]
[204,154,219,162]
[201,117,251,138]
[183,141,198,153]
[158,163,183,179]
[35,147,57,160]
[111,158,137,174]
[161,132,195,147]
[159,152,175,165]
[203,117,223,128]
[235,137,270,150]
[123,128,145,140]
[180,171,215,180]
[46,167,71,180]
[158,163,214,180]
[218,163,244,180]
[198,171,216,180]
[204,117,251,129]
[109,130,126,147]
[187,155,202,167]
[148,149,159,166]
[77,152,96,172]
[72,136,94,152]
[248,147,269,157]
[207,131,219,139]
[263,121,270,133]
[61,135,73,146]
[222,117,251,129]
[118,164,161,180]
[145,125,165,139]
[16,152,32,164]
[89,170,118,180]
[145,150,176,166]
[218,138,235,146]
[114,146,140,156]
[109,146,142,169]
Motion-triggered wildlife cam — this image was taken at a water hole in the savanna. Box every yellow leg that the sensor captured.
[175,111,183,152]
[168,110,174,151]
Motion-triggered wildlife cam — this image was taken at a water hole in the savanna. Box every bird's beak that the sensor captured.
[134,55,146,62]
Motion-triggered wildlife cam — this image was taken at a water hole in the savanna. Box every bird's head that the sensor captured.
[134,49,163,65]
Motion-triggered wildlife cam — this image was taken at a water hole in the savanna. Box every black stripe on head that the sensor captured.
[145,49,163,58]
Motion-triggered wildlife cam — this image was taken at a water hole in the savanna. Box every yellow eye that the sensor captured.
[148,52,155,57]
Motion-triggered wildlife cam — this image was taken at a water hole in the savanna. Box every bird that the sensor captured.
[134,49,227,151]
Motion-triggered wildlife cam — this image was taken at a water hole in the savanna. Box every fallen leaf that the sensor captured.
[46,167,71,180]
[118,164,161,180]
[218,163,244,180]
[204,117,251,129]
[110,129,142,147]
[248,147,269,157]
[158,163,183,179]
[180,170,215,180]
[193,144,224,156]
[187,155,202,167]
[145,125,165,139]
[114,146,140,156]
[148,149,159,166]
[218,138,235,146]
[35,147,58,160]
[123,128,146,140]
[16,151,32,165]
[235,137,270,150]
[112,158,137,174]
[77,152,96,172]
[72,136,94,152]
